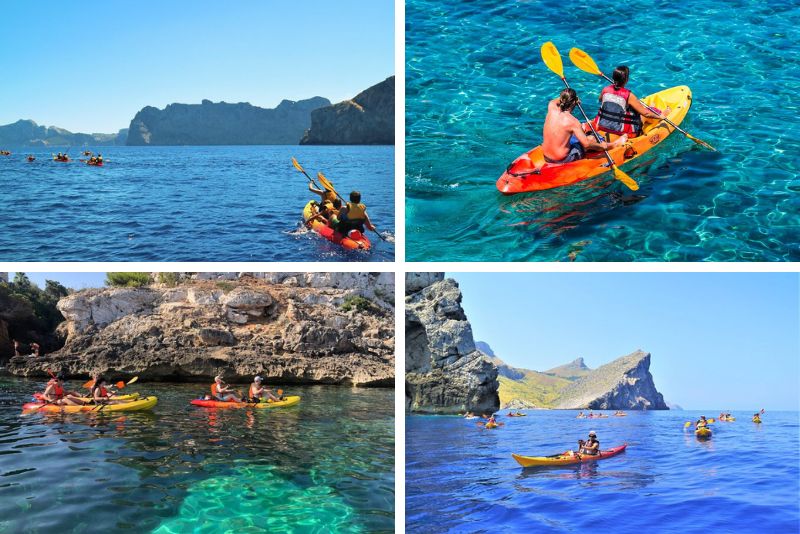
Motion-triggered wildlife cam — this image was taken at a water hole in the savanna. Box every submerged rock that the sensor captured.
[7,275,393,386]
[300,77,394,145]
[405,273,499,414]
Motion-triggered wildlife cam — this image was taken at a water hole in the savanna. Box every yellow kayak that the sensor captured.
[23,396,158,413]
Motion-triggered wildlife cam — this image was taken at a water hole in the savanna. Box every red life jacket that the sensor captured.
[592,85,643,136]
[48,379,64,399]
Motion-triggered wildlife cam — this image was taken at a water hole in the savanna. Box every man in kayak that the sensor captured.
[578,430,600,455]
[695,415,710,429]
[337,191,376,237]
[542,88,628,164]
[247,376,280,403]
[211,375,241,402]
[42,373,85,405]
[590,66,667,142]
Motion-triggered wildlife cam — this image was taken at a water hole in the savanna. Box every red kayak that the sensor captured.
[87,161,104,166]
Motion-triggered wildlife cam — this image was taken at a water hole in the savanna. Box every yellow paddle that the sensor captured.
[568,47,716,152]
[291,157,325,191]
[541,42,639,191]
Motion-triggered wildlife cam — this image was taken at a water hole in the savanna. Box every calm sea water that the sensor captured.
[0,145,394,261]
[406,0,800,261]
[0,376,394,532]
[406,411,799,532]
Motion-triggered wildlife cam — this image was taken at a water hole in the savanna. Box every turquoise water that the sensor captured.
[0,145,394,261]
[0,376,394,532]
[406,0,800,261]
[407,411,800,532]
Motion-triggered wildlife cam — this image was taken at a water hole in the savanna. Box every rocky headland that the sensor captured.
[126,97,330,145]
[6,273,394,387]
[0,119,128,147]
[405,273,500,414]
[301,77,394,145]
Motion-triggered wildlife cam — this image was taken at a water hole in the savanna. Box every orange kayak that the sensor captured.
[303,200,371,250]
[497,86,692,194]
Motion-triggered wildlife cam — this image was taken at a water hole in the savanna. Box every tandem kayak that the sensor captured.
[190,396,301,409]
[53,157,70,162]
[497,85,692,194]
[302,201,371,251]
[87,161,103,166]
[512,444,626,467]
[695,427,712,438]
[33,392,139,403]
[22,396,158,413]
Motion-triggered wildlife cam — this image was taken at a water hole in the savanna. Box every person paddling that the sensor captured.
[306,199,342,229]
[211,375,241,402]
[42,373,85,405]
[309,181,337,204]
[590,66,667,141]
[695,415,709,429]
[90,376,121,404]
[542,88,627,164]
[247,375,280,403]
[578,430,600,455]
[337,191,376,237]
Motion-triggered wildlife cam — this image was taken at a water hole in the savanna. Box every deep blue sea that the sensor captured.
[406,0,800,261]
[0,376,394,532]
[0,145,394,261]
[407,411,800,533]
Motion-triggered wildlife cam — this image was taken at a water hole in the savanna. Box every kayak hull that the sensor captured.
[513,444,626,467]
[303,201,371,251]
[23,396,158,413]
[87,162,103,166]
[497,85,692,194]
[190,395,301,409]
[695,427,712,438]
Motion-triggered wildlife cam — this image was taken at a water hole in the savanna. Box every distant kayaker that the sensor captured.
[337,191,376,237]
[590,66,667,142]
[576,411,585,418]
[578,431,600,455]
[247,375,280,403]
[309,181,337,204]
[97,154,103,163]
[43,373,85,405]
[695,416,709,429]
[542,88,627,164]
[211,375,241,402]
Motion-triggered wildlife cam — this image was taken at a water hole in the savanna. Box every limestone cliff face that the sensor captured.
[553,350,668,409]
[300,77,394,145]
[126,97,330,145]
[405,273,499,414]
[7,274,393,386]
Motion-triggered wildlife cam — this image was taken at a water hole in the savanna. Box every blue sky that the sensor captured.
[0,0,394,132]
[448,272,800,411]
[9,272,107,290]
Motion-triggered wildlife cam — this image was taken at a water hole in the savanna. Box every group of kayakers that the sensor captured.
[201,374,283,404]
[306,183,375,238]
[0,150,11,156]
[576,411,613,418]
[543,65,668,164]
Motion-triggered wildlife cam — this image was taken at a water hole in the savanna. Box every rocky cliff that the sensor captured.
[405,273,499,414]
[553,350,668,409]
[300,77,394,145]
[126,97,330,146]
[0,119,127,147]
[6,274,393,386]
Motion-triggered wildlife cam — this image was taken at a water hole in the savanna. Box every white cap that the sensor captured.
[254,376,263,382]
[589,430,597,436]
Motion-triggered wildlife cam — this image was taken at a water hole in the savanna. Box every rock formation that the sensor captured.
[544,357,591,380]
[7,274,393,387]
[405,273,499,414]
[126,97,330,146]
[300,77,394,145]
[0,119,127,147]
[553,350,668,409]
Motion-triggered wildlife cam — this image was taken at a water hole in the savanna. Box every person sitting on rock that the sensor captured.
[43,373,85,405]
[578,431,600,455]
[13,339,21,357]
[30,342,40,357]
[247,376,280,403]
[211,375,241,402]
[337,191,375,237]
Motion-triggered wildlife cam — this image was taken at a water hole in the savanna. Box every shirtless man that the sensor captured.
[542,88,627,164]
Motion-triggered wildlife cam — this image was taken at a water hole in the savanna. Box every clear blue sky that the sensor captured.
[448,272,800,411]
[9,272,107,290]
[0,0,394,132]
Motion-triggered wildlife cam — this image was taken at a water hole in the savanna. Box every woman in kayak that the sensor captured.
[211,375,241,402]
[90,376,122,404]
[578,431,600,455]
[542,88,627,164]
[306,200,341,229]
[42,373,85,405]
[309,181,337,204]
[247,376,280,403]
[590,66,666,141]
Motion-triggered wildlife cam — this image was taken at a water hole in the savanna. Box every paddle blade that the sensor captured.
[317,172,335,192]
[291,157,305,174]
[687,133,717,152]
[569,47,602,75]
[684,421,692,428]
[612,165,639,191]
[83,379,95,389]
[116,381,125,389]
[127,376,139,386]
[277,389,284,396]
[540,41,564,78]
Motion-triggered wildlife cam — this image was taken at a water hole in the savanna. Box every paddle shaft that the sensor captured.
[557,76,617,169]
